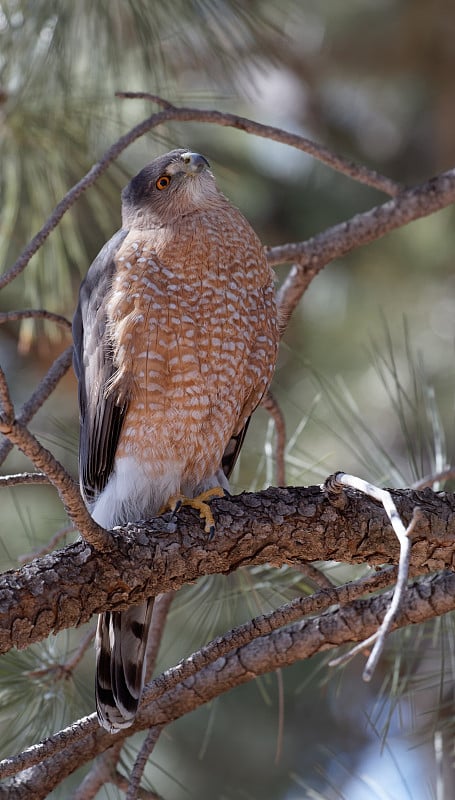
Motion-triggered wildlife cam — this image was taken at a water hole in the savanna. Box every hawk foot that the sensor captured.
[160,487,225,537]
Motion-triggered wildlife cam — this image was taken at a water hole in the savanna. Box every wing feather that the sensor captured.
[72,229,129,504]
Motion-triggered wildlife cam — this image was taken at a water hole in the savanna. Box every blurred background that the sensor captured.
[1,1,455,798]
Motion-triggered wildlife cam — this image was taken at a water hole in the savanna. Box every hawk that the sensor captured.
[72,149,279,733]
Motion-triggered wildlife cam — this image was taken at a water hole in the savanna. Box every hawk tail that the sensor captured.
[95,600,154,733]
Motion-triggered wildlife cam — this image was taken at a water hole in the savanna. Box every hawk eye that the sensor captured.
[156,175,171,190]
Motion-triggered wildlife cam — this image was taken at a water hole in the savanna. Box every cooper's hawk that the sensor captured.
[73,149,279,733]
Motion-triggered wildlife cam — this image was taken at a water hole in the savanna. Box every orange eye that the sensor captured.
[156,175,171,190]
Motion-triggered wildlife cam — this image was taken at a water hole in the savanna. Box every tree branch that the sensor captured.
[0,484,453,655]
[1,94,455,798]
[0,566,398,781]
[0,309,72,331]
[0,416,110,550]
[18,523,75,564]
[2,569,454,798]
[273,167,455,329]
[115,93,402,197]
[0,473,49,488]
[0,99,400,293]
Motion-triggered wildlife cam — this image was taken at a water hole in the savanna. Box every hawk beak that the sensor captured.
[181,152,210,175]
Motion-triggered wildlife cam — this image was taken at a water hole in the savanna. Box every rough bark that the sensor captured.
[1,484,454,655]
[1,569,454,798]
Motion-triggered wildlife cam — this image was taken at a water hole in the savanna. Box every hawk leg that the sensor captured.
[161,487,225,536]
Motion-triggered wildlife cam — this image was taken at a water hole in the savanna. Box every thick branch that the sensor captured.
[2,569,454,798]
[0,485,454,654]
[0,568,398,782]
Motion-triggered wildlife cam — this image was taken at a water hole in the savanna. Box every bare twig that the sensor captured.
[412,466,455,489]
[115,93,402,197]
[275,262,310,336]
[324,472,416,679]
[0,365,14,427]
[145,592,175,682]
[274,668,284,766]
[64,628,96,674]
[290,561,335,589]
[261,391,286,485]
[0,417,109,549]
[116,92,173,109]
[0,345,73,466]
[273,168,455,328]
[28,628,95,682]
[0,472,49,488]
[70,741,123,800]
[0,309,72,331]
[116,770,162,800]
[1,99,405,293]
[125,726,163,800]
[18,523,76,563]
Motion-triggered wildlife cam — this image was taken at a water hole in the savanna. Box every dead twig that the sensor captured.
[70,741,123,800]
[412,466,455,489]
[290,561,335,589]
[0,309,72,331]
[145,592,175,682]
[0,416,109,550]
[18,523,76,563]
[325,472,417,679]
[0,98,404,292]
[0,365,14,427]
[273,168,455,328]
[28,628,95,681]
[125,726,163,800]
[0,472,49,488]
[117,769,162,800]
[115,93,402,197]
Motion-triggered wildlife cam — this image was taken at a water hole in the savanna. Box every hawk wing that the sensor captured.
[72,229,129,506]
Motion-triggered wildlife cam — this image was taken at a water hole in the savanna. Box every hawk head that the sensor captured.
[121,149,220,228]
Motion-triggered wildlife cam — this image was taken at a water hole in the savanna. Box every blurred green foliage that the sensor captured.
[1,1,455,798]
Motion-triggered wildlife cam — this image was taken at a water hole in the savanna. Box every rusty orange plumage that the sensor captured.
[73,149,279,732]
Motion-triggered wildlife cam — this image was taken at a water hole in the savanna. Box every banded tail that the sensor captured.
[95,599,154,733]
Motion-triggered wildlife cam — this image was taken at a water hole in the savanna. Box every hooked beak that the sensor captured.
[180,151,210,175]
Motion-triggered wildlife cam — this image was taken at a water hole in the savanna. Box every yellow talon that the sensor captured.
[185,487,225,535]
[160,487,225,536]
